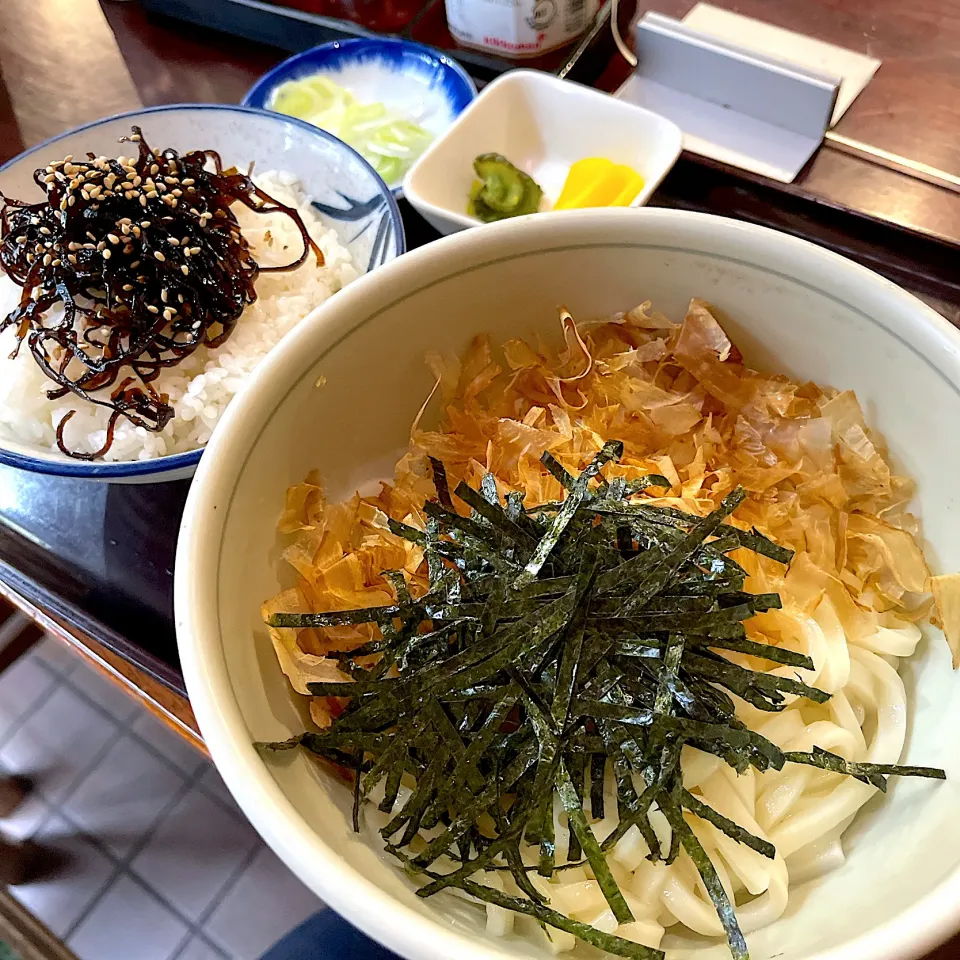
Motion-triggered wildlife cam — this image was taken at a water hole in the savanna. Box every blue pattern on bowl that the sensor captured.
[311,190,398,274]
[0,103,404,482]
[243,38,477,196]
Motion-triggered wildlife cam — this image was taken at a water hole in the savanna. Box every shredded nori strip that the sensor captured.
[260,447,945,959]
[0,127,322,459]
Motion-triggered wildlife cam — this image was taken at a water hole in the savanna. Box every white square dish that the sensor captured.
[404,70,683,235]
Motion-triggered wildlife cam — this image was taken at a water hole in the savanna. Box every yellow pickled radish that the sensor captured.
[554,158,614,209]
[554,158,645,210]
[607,165,645,206]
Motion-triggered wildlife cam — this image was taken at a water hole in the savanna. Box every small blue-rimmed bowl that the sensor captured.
[243,38,477,196]
[0,103,404,484]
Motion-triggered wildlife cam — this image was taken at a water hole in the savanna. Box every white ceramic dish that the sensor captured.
[176,208,960,960]
[0,104,404,483]
[403,71,683,235]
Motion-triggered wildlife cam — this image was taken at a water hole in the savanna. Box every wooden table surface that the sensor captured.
[624,0,960,245]
[0,3,959,953]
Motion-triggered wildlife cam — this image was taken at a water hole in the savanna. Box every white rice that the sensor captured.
[0,171,358,461]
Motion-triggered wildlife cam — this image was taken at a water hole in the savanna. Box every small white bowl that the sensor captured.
[243,39,478,197]
[178,207,960,960]
[404,71,683,235]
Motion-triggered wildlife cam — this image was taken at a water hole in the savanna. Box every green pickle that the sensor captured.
[467,153,543,222]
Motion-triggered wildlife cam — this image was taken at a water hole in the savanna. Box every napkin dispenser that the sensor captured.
[615,12,841,183]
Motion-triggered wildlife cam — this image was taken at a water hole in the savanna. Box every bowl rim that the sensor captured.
[241,37,479,199]
[0,101,405,480]
[176,207,960,960]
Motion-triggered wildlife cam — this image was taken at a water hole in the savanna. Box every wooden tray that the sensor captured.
[140,0,614,84]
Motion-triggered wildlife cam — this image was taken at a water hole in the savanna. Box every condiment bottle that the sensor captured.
[445,0,599,58]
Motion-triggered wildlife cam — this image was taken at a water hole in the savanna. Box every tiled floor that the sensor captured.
[0,636,324,960]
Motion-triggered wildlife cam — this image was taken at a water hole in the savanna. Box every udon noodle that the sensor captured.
[266,298,946,952]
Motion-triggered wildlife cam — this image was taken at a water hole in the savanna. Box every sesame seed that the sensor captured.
[39,226,51,236]
[43,174,55,184]
[15,235,26,243]
[122,284,134,291]
[139,195,147,207]
[68,254,77,264]
[130,260,141,268]
[108,233,120,244]
[150,164,159,175]
[190,247,200,256]
[154,251,165,261]
[178,294,184,303]
[161,289,168,303]
[147,304,159,314]
[180,264,189,276]
[168,237,179,246]
[172,189,182,198]
[102,249,111,259]
[42,254,51,265]
[67,196,76,206]
[164,176,177,185]
[141,221,151,228]
[51,258,61,266]
[147,190,158,199]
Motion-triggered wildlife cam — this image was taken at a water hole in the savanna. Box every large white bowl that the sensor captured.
[175,208,960,960]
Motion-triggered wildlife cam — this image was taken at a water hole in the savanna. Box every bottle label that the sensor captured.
[446,0,599,56]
